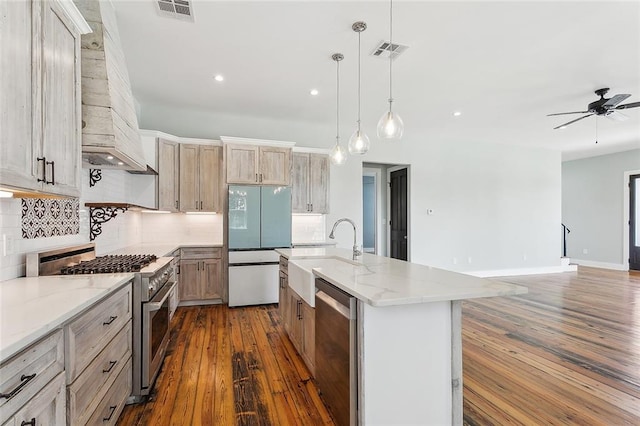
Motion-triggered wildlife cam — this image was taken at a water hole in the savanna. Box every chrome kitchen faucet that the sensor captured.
[329,218,362,260]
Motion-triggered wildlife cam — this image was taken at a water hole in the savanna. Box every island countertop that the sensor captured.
[276,248,528,307]
[0,274,134,363]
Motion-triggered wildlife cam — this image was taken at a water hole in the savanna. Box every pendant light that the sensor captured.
[377,0,404,139]
[348,21,370,155]
[330,53,346,165]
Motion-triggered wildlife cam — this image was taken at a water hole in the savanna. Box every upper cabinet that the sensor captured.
[157,139,179,212]
[179,144,221,212]
[225,144,292,186]
[0,0,90,197]
[292,153,330,214]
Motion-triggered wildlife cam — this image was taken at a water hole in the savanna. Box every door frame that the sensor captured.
[387,165,411,261]
[624,169,640,271]
[362,169,380,254]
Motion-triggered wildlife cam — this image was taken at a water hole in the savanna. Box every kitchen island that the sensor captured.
[276,248,528,426]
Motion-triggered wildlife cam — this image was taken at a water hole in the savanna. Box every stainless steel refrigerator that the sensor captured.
[228,185,292,306]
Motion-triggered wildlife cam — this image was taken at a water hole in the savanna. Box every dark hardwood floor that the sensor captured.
[119,267,640,425]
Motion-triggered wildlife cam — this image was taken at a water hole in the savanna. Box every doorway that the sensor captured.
[389,167,408,261]
[362,174,377,254]
[630,174,640,271]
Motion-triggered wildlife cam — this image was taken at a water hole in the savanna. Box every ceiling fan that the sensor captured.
[548,88,640,130]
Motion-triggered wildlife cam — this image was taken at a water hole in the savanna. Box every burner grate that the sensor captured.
[60,254,158,274]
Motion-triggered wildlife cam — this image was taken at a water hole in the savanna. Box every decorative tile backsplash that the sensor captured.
[22,198,80,238]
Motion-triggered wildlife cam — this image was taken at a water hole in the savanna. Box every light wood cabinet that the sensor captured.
[157,139,180,212]
[278,257,290,332]
[0,330,64,424]
[3,373,66,426]
[284,285,315,375]
[0,0,83,197]
[65,282,132,426]
[179,144,221,212]
[226,144,291,185]
[179,248,223,302]
[292,153,330,213]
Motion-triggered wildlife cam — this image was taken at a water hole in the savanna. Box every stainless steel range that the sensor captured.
[26,243,176,403]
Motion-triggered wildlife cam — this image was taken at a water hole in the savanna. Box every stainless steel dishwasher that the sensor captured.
[315,278,358,426]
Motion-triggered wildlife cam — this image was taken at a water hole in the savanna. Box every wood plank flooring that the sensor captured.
[463,267,640,425]
[118,267,640,425]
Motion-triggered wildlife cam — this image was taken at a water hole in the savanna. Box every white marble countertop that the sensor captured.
[0,274,133,363]
[106,242,223,258]
[276,248,527,307]
[291,241,337,247]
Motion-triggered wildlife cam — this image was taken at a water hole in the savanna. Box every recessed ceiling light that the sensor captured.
[117,161,124,166]
[106,155,114,160]
[214,75,224,82]
[453,111,462,117]
[310,89,319,96]
[559,126,567,130]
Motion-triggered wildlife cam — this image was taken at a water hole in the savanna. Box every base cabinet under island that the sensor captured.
[276,248,527,426]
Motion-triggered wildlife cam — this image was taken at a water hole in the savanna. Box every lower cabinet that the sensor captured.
[179,247,223,302]
[285,286,315,375]
[3,372,66,426]
[278,258,290,332]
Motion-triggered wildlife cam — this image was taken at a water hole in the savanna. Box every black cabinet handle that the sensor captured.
[177,265,180,275]
[255,173,258,182]
[103,405,117,422]
[200,201,203,210]
[0,373,36,400]
[175,200,178,209]
[45,160,55,185]
[260,173,263,183]
[310,203,313,211]
[102,360,117,373]
[103,315,118,325]
[21,418,36,426]
[36,157,46,183]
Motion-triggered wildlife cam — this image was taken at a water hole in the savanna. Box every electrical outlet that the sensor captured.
[467,256,472,264]
[453,257,458,265]
[3,234,14,256]
[582,248,589,255]
[523,254,527,261]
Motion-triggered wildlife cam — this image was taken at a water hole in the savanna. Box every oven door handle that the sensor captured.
[146,281,176,312]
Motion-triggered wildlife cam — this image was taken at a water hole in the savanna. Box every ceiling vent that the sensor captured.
[371,40,408,60]
[156,0,194,22]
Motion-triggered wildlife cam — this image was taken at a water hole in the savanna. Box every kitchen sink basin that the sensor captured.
[287,257,359,307]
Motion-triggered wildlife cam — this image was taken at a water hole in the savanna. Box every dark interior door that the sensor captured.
[390,168,408,261]
[630,174,640,271]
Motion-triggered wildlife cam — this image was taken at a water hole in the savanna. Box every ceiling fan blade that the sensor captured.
[606,110,629,122]
[615,101,640,110]
[553,114,594,130]
[603,93,631,107]
[547,111,589,117]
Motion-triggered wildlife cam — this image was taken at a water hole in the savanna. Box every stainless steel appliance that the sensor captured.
[26,243,176,403]
[315,278,358,426]
[228,185,292,307]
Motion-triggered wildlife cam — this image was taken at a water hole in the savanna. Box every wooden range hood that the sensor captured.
[74,0,146,171]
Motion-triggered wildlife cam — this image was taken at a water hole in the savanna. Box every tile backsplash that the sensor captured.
[21,198,80,238]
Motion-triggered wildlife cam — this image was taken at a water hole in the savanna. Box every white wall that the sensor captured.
[141,103,562,274]
[562,149,640,268]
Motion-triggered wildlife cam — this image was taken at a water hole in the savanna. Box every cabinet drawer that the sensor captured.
[65,284,132,383]
[181,247,222,259]
[279,256,288,274]
[0,330,64,424]
[85,358,132,426]
[67,321,131,426]
[3,372,65,426]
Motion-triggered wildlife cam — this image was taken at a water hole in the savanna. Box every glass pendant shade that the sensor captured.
[330,141,347,165]
[348,129,370,155]
[377,109,404,139]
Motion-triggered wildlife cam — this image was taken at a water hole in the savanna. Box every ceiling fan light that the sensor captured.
[330,142,347,165]
[348,129,370,155]
[377,110,404,139]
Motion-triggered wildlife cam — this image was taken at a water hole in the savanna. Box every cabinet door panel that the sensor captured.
[41,0,81,196]
[309,154,330,214]
[158,139,179,211]
[178,260,200,301]
[301,301,315,375]
[226,144,258,184]
[199,146,221,212]
[259,147,291,186]
[8,373,65,426]
[291,153,309,213]
[202,258,222,299]
[0,0,39,191]
[179,144,199,212]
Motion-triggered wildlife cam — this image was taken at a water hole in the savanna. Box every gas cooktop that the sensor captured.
[60,254,158,274]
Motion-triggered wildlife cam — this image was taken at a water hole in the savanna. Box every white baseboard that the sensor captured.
[466,264,577,278]
[570,259,627,271]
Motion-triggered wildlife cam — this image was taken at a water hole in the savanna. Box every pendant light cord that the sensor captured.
[336,58,340,143]
[357,29,362,133]
[389,0,393,109]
